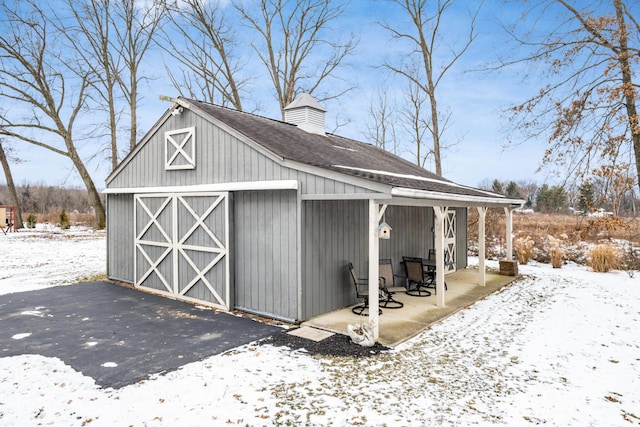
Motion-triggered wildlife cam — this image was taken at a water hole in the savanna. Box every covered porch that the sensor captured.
[304,267,518,347]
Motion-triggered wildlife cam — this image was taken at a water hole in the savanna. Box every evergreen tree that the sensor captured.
[505,181,521,198]
[577,182,595,214]
[536,184,568,213]
[491,179,504,195]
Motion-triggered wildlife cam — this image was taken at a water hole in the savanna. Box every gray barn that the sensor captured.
[105,94,522,324]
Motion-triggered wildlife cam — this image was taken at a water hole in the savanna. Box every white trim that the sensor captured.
[301,192,392,201]
[134,192,231,310]
[104,180,299,194]
[159,95,191,109]
[334,165,511,198]
[433,206,447,307]
[165,127,196,170]
[391,187,524,206]
[107,110,173,185]
[296,187,303,322]
[477,207,487,287]
[504,206,516,260]
[444,209,457,274]
[367,200,380,340]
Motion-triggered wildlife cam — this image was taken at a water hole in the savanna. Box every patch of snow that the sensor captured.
[0,229,639,426]
[101,362,118,368]
[11,333,31,340]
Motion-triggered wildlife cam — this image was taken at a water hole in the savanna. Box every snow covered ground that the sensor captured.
[0,227,638,426]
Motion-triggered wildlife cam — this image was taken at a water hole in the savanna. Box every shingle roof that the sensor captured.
[188,98,509,200]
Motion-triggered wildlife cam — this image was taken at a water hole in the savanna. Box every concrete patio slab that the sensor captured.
[303,269,520,347]
[287,326,335,342]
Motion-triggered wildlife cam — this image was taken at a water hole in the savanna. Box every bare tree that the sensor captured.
[502,0,640,194]
[61,0,121,171]
[400,79,431,168]
[50,0,165,167]
[0,139,23,228]
[236,0,357,118]
[381,0,480,175]
[114,0,167,151]
[363,87,398,153]
[0,1,106,228]
[160,0,247,110]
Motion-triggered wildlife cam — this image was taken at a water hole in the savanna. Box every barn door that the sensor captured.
[444,208,456,273]
[134,193,230,310]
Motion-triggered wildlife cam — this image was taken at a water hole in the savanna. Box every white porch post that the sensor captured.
[367,199,380,340]
[477,207,487,286]
[504,206,514,260]
[433,206,446,307]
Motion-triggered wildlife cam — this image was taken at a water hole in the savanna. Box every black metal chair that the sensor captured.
[348,262,383,316]
[402,256,432,297]
[424,249,448,293]
[378,259,406,309]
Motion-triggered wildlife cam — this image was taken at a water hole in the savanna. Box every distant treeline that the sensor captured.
[0,184,102,214]
[480,179,638,217]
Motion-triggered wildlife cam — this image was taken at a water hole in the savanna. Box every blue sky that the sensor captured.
[2,0,552,190]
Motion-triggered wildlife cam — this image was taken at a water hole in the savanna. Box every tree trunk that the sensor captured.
[0,142,24,228]
[613,0,640,194]
[66,138,106,229]
[428,89,442,176]
[129,80,137,151]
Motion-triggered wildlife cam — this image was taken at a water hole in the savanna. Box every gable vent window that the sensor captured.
[165,127,196,170]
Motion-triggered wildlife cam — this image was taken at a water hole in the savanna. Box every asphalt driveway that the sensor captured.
[0,281,280,389]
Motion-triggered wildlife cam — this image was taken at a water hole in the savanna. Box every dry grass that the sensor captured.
[547,235,565,268]
[468,211,640,268]
[588,245,621,272]
[514,236,535,264]
[469,211,640,244]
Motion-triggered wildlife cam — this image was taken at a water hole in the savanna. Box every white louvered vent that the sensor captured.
[283,93,326,135]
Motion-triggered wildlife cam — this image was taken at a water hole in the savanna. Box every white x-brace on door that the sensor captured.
[444,208,456,273]
[134,192,230,310]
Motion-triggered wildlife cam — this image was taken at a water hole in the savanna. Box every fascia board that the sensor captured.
[390,187,525,207]
[106,110,173,186]
[103,180,299,194]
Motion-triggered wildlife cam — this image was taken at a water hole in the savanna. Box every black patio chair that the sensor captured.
[402,256,432,297]
[348,262,383,316]
[378,259,406,309]
[424,249,448,293]
[427,249,453,292]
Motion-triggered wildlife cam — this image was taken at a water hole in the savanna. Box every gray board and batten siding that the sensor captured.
[106,107,385,322]
[106,99,481,323]
[107,108,376,197]
[301,201,467,320]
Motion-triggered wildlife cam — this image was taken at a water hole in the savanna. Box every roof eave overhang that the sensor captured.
[389,187,525,208]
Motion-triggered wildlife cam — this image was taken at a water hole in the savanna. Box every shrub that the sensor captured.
[620,243,639,278]
[588,245,620,273]
[26,213,37,228]
[547,235,565,268]
[515,236,535,264]
[59,210,71,230]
